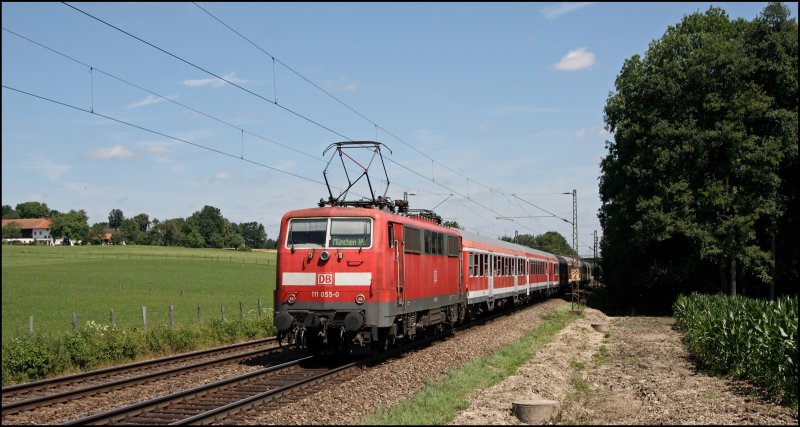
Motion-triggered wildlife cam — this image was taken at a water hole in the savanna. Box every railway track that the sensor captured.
[1,337,287,416]
[62,356,360,425]
[6,298,558,425]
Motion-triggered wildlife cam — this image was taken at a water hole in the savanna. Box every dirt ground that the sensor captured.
[450,307,798,425]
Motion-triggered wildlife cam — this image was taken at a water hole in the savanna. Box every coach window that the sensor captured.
[287,218,327,248]
[468,252,473,277]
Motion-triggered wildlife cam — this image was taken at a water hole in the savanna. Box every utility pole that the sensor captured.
[572,189,577,256]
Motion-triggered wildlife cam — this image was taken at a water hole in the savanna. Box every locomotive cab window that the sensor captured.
[286,218,327,248]
[286,217,372,249]
[329,218,371,248]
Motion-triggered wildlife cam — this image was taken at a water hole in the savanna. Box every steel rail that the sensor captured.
[2,337,280,415]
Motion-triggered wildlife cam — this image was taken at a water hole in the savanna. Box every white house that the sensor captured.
[1,218,61,245]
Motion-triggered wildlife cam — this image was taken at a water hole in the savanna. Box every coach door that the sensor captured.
[487,253,494,296]
[391,223,405,306]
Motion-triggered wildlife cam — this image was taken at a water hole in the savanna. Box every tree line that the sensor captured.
[599,3,797,311]
[2,202,277,250]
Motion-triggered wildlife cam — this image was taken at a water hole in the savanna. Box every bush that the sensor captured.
[2,337,66,384]
[2,315,277,386]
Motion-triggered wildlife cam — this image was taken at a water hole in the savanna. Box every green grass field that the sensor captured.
[1,245,277,343]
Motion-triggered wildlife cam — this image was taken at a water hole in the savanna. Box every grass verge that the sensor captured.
[363,305,578,425]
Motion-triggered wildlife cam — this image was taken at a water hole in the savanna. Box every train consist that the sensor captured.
[273,141,591,355]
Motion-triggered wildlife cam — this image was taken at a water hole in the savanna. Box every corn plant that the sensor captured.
[673,293,797,405]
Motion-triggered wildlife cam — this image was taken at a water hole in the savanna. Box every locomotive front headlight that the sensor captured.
[320,250,330,261]
[286,293,297,304]
[355,294,366,305]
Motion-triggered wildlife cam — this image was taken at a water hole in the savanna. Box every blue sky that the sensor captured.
[3,2,795,256]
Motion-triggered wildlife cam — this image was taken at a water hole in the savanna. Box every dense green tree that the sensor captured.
[536,231,578,257]
[442,220,462,229]
[2,205,16,219]
[238,222,267,248]
[49,210,89,245]
[118,218,144,244]
[187,205,225,248]
[133,213,150,233]
[108,209,124,229]
[89,223,107,245]
[15,201,50,218]
[599,3,797,308]
[500,231,577,257]
[2,222,22,239]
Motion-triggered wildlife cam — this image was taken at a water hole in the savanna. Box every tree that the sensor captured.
[108,209,124,229]
[187,205,225,248]
[501,232,577,257]
[49,210,90,245]
[599,3,797,306]
[133,213,150,232]
[536,231,578,257]
[2,205,17,219]
[89,223,107,245]
[15,201,50,218]
[118,218,144,244]
[442,220,462,229]
[2,222,22,239]
[238,222,267,248]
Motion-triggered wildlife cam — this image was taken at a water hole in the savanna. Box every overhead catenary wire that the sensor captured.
[17,4,571,237]
[190,4,511,199]
[2,84,326,186]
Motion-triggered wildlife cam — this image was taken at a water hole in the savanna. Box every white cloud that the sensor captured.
[86,144,134,160]
[325,76,360,92]
[541,2,594,20]
[23,157,71,181]
[576,125,612,140]
[183,72,248,88]
[146,144,169,155]
[554,47,596,71]
[415,130,445,146]
[212,171,235,182]
[129,94,168,108]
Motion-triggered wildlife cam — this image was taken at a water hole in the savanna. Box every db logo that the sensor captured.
[317,273,334,285]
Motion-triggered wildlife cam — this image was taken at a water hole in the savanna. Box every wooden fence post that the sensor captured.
[239,301,244,319]
[142,306,147,330]
[28,316,33,337]
[169,305,175,329]
[197,304,202,324]
[258,299,263,319]
[71,312,77,331]
[110,309,116,328]
[220,302,225,322]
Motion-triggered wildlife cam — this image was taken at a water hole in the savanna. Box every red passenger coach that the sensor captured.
[274,205,465,354]
[461,231,561,315]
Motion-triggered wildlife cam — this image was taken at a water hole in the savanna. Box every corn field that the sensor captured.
[673,293,798,405]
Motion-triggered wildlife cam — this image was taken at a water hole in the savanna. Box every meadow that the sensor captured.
[1,244,277,343]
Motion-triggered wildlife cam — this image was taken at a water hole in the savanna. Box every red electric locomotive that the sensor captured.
[273,204,465,354]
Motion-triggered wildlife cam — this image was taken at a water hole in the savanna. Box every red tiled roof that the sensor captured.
[1,218,52,230]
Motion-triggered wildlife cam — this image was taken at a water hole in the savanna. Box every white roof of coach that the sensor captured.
[459,229,557,259]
